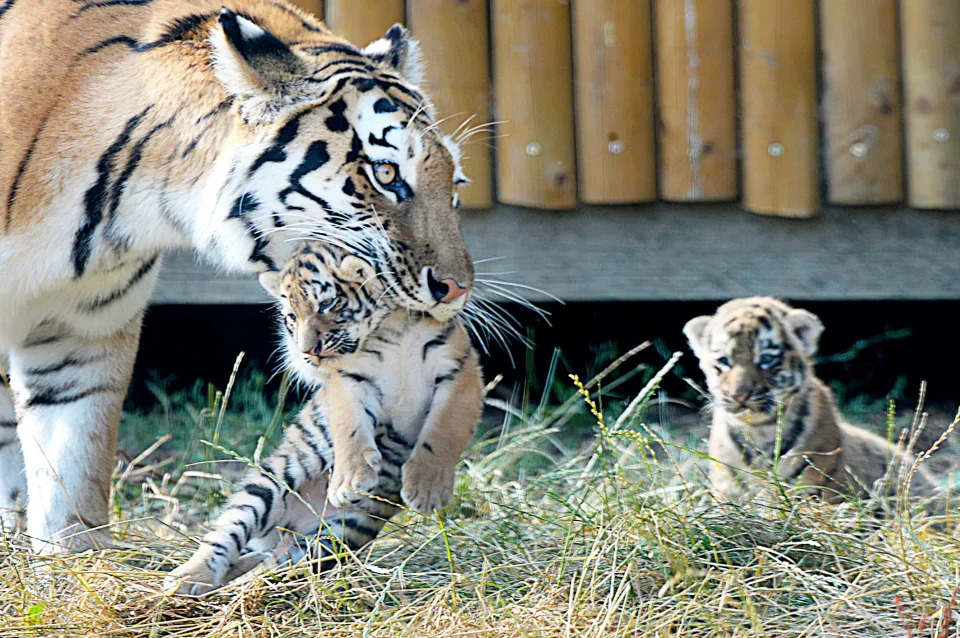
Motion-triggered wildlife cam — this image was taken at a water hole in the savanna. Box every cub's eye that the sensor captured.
[715,356,732,371]
[284,313,296,328]
[317,298,336,313]
[758,354,778,369]
[373,161,399,186]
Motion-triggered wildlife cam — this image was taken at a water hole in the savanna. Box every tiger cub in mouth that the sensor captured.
[683,297,939,504]
[166,242,483,595]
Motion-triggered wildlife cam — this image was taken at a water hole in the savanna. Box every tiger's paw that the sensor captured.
[401,456,455,515]
[164,559,222,596]
[329,448,381,507]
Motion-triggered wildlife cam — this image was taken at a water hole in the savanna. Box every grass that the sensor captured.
[2,346,960,637]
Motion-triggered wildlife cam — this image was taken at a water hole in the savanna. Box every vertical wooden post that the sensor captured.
[738,0,819,217]
[325,0,405,47]
[408,0,493,209]
[655,0,737,202]
[901,0,960,209]
[573,0,656,203]
[821,0,902,205]
[291,0,323,19]
[493,0,577,209]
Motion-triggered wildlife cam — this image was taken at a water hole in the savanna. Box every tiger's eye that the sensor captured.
[373,162,398,186]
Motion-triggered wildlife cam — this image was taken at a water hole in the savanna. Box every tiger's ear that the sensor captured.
[336,255,376,284]
[784,309,824,356]
[682,316,712,361]
[258,271,283,299]
[362,24,426,86]
[211,9,336,123]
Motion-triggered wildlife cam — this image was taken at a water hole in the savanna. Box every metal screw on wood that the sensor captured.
[608,140,624,155]
[525,142,542,157]
[849,142,868,160]
[934,128,950,142]
[767,143,784,157]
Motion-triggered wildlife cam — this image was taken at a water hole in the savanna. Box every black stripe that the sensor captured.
[25,384,115,408]
[248,116,301,176]
[134,11,218,50]
[776,400,809,457]
[0,421,16,428]
[6,130,40,232]
[0,0,15,20]
[341,517,379,540]
[301,43,361,57]
[235,517,252,543]
[422,441,434,454]
[208,541,229,557]
[244,484,274,530]
[78,35,138,57]
[24,354,104,376]
[341,371,374,386]
[73,106,152,277]
[106,115,176,222]
[228,531,243,554]
[182,99,233,157]
[79,255,159,312]
[75,0,152,16]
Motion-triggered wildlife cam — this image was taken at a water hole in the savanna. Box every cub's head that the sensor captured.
[211,9,473,321]
[259,241,393,384]
[683,297,824,416]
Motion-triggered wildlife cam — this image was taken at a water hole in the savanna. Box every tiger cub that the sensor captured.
[165,242,483,595]
[683,297,939,504]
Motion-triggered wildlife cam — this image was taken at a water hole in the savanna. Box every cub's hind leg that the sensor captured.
[0,353,25,533]
[9,315,145,553]
[165,412,330,595]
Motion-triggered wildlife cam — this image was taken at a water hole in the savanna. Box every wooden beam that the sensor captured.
[325,0,404,47]
[738,0,819,217]
[493,0,577,209]
[155,205,960,304]
[408,0,493,208]
[573,0,656,203]
[820,0,903,205]
[901,0,960,209]
[654,0,737,202]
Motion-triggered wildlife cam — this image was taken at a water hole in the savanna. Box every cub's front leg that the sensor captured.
[326,374,381,507]
[402,349,482,514]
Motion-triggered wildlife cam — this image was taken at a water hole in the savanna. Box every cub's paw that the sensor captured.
[401,457,455,514]
[164,559,222,596]
[329,448,381,507]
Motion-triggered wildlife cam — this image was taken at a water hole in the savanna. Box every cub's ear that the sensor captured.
[211,9,336,123]
[682,316,712,360]
[336,255,376,284]
[784,308,824,356]
[362,24,426,86]
[258,270,283,299]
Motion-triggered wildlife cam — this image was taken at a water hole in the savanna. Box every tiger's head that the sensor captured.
[683,297,824,418]
[209,8,473,321]
[259,241,393,385]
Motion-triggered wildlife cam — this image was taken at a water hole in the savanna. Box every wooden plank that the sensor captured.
[738,0,819,217]
[408,0,493,209]
[572,0,656,203]
[820,0,902,205]
[325,0,405,47]
[493,0,577,209]
[901,0,960,209]
[155,205,960,303]
[290,0,323,18]
[654,0,737,202]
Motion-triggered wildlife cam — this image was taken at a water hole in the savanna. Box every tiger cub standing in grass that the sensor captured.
[683,297,939,504]
[166,242,483,595]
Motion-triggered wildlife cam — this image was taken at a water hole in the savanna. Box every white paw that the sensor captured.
[329,449,381,507]
[401,458,455,515]
[164,560,221,596]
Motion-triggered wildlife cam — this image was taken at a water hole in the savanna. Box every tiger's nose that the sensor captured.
[734,392,751,405]
[426,269,472,303]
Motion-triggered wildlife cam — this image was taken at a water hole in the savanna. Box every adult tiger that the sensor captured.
[0,1,474,552]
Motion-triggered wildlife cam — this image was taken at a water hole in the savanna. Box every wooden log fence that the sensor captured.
[289,0,960,217]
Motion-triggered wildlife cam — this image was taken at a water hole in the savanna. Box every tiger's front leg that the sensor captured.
[0,357,25,533]
[7,316,143,553]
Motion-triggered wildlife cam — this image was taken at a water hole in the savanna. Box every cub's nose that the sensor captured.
[733,392,751,405]
[426,269,472,303]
